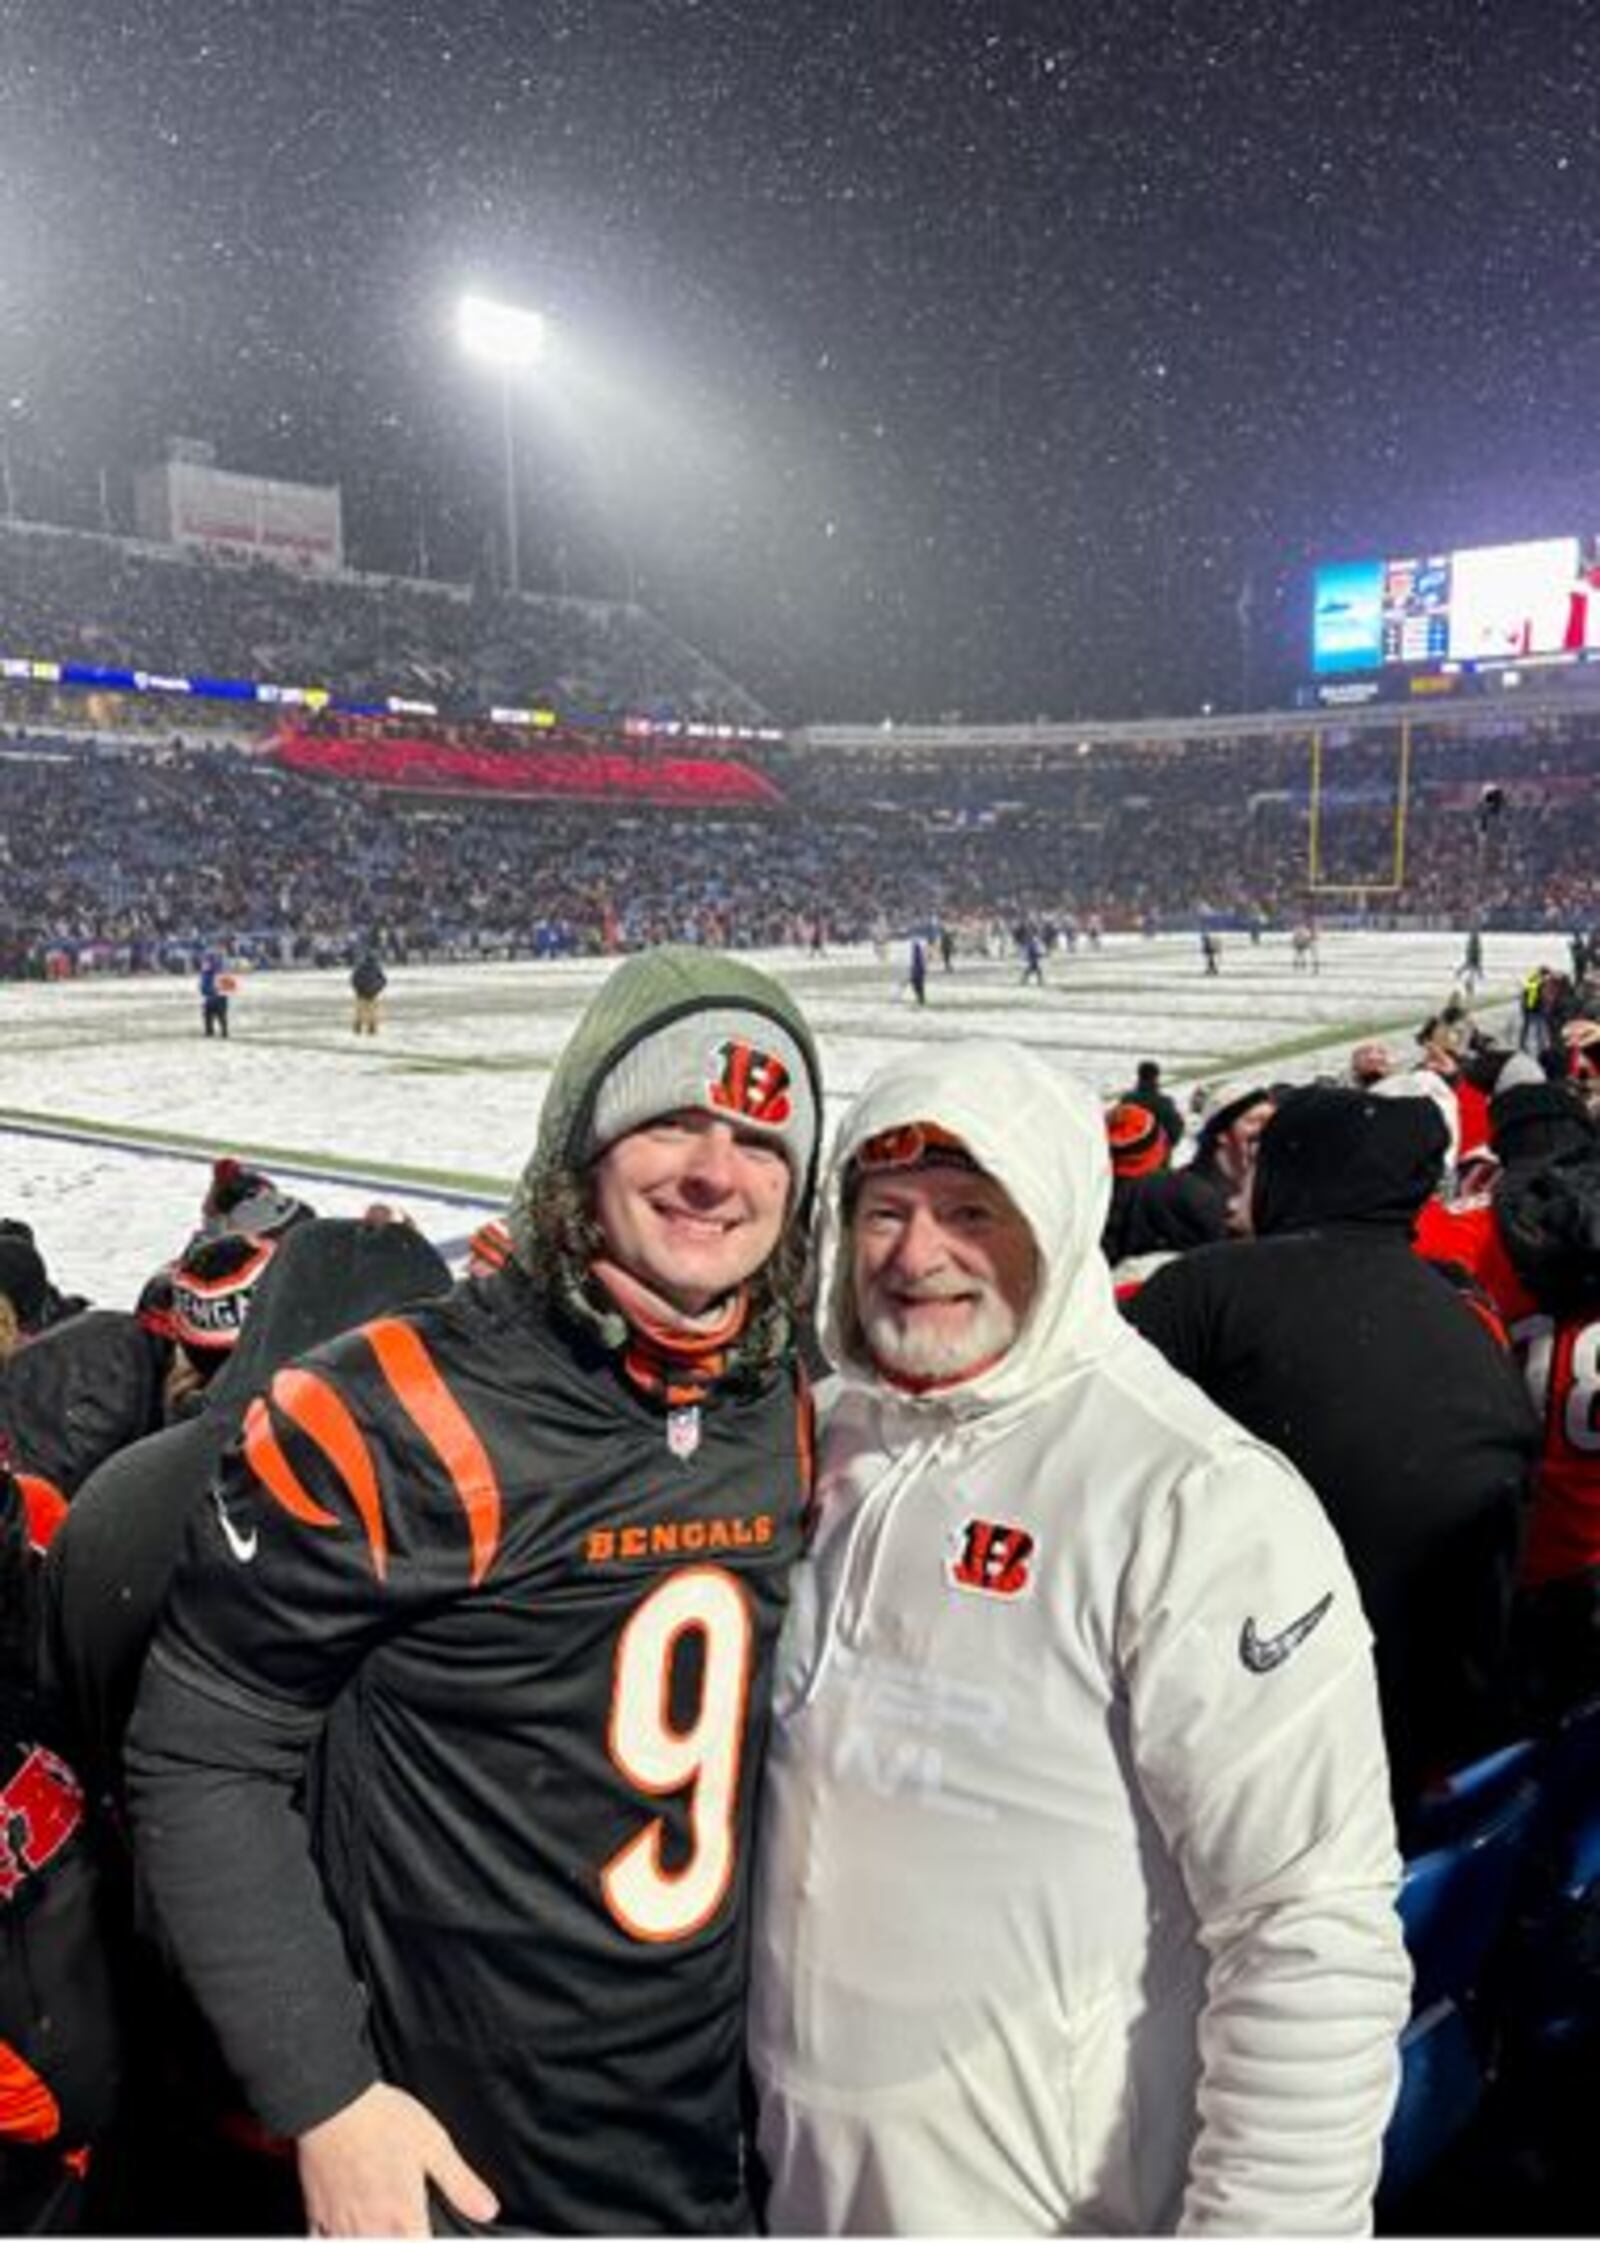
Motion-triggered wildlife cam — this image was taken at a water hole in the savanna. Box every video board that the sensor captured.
[1313,536,1600,676]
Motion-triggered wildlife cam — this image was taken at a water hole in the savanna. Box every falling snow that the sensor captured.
[0,0,1597,721]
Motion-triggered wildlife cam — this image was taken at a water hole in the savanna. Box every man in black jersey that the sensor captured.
[126,948,822,2237]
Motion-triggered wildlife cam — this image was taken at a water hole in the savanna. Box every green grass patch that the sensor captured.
[1175,984,1520,1084]
[0,1105,513,1196]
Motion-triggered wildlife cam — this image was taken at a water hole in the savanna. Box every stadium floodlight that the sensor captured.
[458,294,548,595]
[458,295,547,371]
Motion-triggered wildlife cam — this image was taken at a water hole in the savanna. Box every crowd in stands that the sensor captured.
[7,513,1600,972]
[0,519,767,725]
[8,708,1600,977]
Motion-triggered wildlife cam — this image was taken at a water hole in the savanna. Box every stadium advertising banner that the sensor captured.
[1313,534,1600,677]
[135,459,344,574]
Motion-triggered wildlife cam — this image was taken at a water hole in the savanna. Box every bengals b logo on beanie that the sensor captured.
[585,1007,818,1185]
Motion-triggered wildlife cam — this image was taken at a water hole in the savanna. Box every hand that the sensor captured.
[162,1350,207,1423]
[297,2081,499,2237]
[1562,1017,1600,1050]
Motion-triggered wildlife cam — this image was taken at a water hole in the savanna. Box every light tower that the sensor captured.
[457,294,547,596]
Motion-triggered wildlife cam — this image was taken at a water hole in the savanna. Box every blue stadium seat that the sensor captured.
[1535,1693,1600,1901]
[1380,1999,1487,2208]
[1380,1778,1541,2207]
[1499,1696,1600,2063]
[1408,1735,1541,1856]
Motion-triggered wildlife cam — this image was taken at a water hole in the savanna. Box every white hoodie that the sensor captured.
[750,1041,1409,2236]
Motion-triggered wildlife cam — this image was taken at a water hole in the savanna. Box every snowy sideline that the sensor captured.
[0,928,1557,1309]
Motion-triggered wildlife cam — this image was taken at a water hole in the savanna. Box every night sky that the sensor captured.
[3,0,1597,724]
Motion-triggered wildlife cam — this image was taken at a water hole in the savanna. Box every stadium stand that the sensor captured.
[6,511,1600,975]
[8,707,1600,977]
[0,517,770,725]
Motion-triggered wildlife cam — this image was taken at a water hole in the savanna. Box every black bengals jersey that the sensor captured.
[126,1269,810,2234]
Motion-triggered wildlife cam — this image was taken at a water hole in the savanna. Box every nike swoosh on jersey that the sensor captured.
[213,1494,258,1564]
[1239,1591,1333,1673]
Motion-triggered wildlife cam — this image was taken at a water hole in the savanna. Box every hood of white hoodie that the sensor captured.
[819,1039,1126,1416]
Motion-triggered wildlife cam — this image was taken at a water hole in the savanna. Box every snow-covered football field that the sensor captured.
[0,928,1560,1307]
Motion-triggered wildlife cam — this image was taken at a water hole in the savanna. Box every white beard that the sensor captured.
[860,1283,1020,1383]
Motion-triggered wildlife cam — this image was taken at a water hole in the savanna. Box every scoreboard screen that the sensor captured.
[1313,534,1600,676]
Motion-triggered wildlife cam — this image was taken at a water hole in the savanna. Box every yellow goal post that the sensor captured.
[1306,721,1412,897]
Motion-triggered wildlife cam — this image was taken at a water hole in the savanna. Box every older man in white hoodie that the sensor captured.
[750,1041,1410,2235]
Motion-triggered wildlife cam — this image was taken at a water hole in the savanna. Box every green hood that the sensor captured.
[507,946,823,1273]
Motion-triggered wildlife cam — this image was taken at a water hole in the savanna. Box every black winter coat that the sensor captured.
[1129,1087,1540,1833]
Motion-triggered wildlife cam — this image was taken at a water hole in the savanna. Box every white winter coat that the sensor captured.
[750,1040,1410,2235]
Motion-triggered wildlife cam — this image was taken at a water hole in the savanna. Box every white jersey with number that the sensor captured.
[750,1041,1410,2236]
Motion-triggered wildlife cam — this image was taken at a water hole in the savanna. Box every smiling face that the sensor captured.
[851,1161,1039,1385]
[591,1109,791,1315]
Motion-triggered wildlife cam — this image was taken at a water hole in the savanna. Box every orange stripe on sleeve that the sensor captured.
[242,1396,340,1532]
[0,2039,61,2145]
[271,1369,389,1582]
[364,1320,502,1586]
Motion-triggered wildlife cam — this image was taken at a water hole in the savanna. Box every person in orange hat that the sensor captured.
[1105,1100,1169,1181]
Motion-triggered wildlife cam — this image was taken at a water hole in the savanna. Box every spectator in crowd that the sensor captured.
[0,1232,50,1361]
[0,1301,167,1509]
[125,948,822,2238]
[1129,1084,1540,1833]
[42,1219,454,2236]
[1101,1100,1228,1292]
[1413,1077,1600,1723]
[196,1160,313,1244]
[1183,1079,1275,1237]
[1349,1039,1397,1088]
[1104,1097,1169,1184]
[1413,1008,1493,1161]
[1564,1015,1600,1115]
[0,1222,86,1335]
[1119,1057,1185,1151]
[750,1041,1408,2235]
[45,1216,452,1816]
[0,1468,122,2234]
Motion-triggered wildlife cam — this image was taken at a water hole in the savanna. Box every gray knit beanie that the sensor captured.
[586,1006,817,1182]
[507,946,824,1283]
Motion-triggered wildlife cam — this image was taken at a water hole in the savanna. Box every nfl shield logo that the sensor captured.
[667,1405,702,1461]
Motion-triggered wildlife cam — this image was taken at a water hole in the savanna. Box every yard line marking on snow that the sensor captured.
[0,1107,510,1210]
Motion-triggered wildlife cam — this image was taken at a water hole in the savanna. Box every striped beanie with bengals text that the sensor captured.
[170,1232,278,1354]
